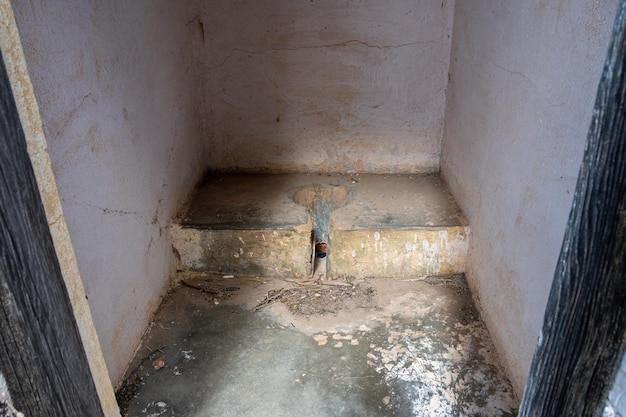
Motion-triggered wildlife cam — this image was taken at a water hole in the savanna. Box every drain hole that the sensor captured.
[294,184,349,280]
[315,242,327,259]
[313,242,327,280]
[293,184,350,244]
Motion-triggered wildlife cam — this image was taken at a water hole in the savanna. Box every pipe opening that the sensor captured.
[293,184,350,278]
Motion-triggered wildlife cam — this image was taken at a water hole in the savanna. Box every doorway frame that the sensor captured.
[0,0,624,416]
[0,2,119,416]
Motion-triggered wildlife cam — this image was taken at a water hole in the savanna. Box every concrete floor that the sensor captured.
[119,274,518,416]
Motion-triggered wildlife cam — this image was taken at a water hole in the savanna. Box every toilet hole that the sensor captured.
[294,184,350,278]
[293,184,350,245]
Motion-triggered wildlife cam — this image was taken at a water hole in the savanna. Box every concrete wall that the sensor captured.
[441,0,617,395]
[12,1,206,385]
[192,0,454,173]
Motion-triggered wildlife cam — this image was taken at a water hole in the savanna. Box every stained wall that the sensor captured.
[12,1,206,385]
[192,0,454,173]
[441,0,618,395]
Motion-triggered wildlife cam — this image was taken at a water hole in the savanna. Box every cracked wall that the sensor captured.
[441,0,618,396]
[192,0,454,173]
[11,1,207,386]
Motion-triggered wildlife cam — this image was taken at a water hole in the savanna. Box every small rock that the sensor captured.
[313,334,328,346]
[334,342,343,348]
[382,396,390,405]
[152,357,165,370]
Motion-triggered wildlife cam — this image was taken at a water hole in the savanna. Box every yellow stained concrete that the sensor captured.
[172,225,314,278]
[329,227,470,279]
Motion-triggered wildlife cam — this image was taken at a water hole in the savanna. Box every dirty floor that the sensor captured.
[118,274,518,417]
[182,173,466,230]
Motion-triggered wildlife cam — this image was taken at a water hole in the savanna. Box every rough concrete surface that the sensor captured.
[182,174,465,230]
[331,228,469,279]
[171,228,314,277]
[120,274,517,416]
[173,173,469,279]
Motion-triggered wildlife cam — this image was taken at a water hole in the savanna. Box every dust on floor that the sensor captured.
[118,273,518,417]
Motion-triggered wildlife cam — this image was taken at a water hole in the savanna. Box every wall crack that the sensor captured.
[491,62,533,85]
[79,202,141,218]
[208,39,436,70]
[54,91,94,140]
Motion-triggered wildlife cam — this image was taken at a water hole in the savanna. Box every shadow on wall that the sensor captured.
[192,0,453,173]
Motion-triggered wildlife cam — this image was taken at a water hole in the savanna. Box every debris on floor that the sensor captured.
[115,373,143,414]
[116,340,171,414]
[178,273,241,303]
[254,280,376,315]
[151,357,165,371]
[118,274,519,417]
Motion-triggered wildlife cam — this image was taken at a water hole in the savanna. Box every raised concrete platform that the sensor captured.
[172,173,469,278]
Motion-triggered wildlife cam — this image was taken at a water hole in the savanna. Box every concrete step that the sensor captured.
[171,173,470,279]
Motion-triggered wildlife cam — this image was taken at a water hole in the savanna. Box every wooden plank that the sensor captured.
[0,50,104,415]
[518,2,626,415]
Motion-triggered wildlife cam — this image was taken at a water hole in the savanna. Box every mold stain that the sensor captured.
[198,20,205,44]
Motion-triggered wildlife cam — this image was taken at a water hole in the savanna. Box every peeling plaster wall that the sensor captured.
[441,0,617,396]
[12,1,206,385]
[193,0,454,173]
